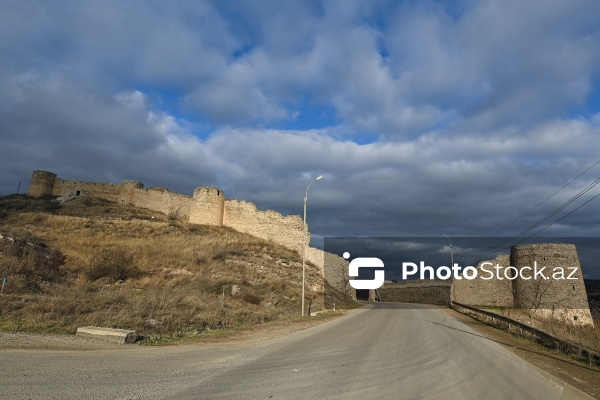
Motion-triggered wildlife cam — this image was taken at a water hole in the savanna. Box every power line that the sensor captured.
[513,192,600,245]
[477,179,599,253]
[513,178,600,237]
[473,190,600,260]
[473,176,600,258]
[471,159,600,247]
[474,192,600,259]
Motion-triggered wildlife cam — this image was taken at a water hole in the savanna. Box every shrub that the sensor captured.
[242,292,261,305]
[167,208,181,221]
[85,248,141,282]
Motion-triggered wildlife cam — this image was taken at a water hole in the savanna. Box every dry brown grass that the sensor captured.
[488,307,600,353]
[0,195,356,341]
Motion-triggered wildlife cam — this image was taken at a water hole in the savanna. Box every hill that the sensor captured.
[0,195,356,342]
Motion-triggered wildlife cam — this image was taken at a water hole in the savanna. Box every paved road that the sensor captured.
[0,302,590,399]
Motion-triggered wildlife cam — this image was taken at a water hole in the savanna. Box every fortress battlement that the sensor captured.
[28,170,313,268]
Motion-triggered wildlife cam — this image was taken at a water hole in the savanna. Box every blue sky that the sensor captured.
[1,0,600,276]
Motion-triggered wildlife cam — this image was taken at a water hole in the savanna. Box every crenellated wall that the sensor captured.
[129,186,193,218]
[27,172,308,250]
[223,199,306,257]
[27,170,329,278]
[53,178,122,200]
[35,172,195,219]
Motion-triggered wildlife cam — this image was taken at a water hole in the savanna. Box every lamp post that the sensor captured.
[442,234,454,268]
[302,175,323,316]
[442,234,454,303]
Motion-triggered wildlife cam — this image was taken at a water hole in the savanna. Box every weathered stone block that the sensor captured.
[76,326,137,344]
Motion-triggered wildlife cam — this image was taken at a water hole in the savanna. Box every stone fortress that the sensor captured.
[27,171,594,324]
[452,243,593,325]
[379,243,594,325]
[28,170,338,294]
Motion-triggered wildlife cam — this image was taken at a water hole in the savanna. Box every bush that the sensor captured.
[167,208,181,221]
[85,248,141,282]
[242,292,261,305]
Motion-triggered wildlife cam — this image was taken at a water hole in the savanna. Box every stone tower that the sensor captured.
[511,243,593,325]
[28,170,57,197]
[189,186,225,226]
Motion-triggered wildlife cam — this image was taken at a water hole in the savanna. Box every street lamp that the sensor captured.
[442,234,454,267]
[442,234,455,303]
[302,175,323,316]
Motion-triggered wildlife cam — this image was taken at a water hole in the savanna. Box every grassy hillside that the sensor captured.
[0,195,357,341]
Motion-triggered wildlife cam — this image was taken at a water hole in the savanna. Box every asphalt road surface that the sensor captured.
[0,302,591,399]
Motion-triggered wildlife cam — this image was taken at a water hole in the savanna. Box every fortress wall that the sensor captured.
[452,255,513,307]
[322,251,353,306]
[295,248,350,310]
[223,200,305,254]
[305,247,324,273]
[300,247,325,311]
[129,187,192,218]
[306,248,350,288]
[52,179,122,201]
[322,250,349,291]
[379,280,451,305]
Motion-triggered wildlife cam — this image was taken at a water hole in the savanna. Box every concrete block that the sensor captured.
[76,326,137,344]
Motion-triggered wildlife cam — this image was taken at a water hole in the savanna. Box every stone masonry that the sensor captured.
[451,255,513,307]
[452,244,593,326]
[378,280,451,305]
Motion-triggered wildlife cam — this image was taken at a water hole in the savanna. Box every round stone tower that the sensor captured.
[28,170,57,197]
[189,186,225,226]
[511,243,591,320]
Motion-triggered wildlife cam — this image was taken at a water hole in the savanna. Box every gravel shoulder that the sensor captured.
[0,310,352,351]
